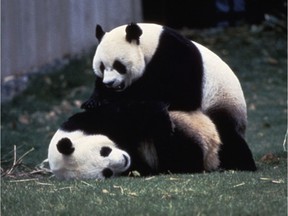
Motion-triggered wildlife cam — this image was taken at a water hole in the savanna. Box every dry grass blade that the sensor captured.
[1,146,35,177]
[31,159,52,175]
[9,179,38,183]
[283,130,287,152]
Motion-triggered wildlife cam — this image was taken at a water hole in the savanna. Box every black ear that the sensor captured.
[125,23,142,45]
[57,137,75,155]
[95,25,105,42]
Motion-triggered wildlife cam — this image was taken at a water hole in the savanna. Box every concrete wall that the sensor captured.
[1,0,142,80]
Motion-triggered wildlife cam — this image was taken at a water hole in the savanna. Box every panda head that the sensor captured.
[92,23,162,91]
[48,130,131,180]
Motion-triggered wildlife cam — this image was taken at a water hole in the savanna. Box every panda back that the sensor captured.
[194,42,246,112]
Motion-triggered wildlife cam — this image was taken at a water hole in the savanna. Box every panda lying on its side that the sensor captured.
[48,102,253,180]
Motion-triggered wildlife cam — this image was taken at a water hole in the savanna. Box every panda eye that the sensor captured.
[100,62,105,73]
[100,146,112,157]
[113,60,127,74]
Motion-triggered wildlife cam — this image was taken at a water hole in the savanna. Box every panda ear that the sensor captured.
[95,24,105,42]
[125,23,142,45]
[57,137,75,155]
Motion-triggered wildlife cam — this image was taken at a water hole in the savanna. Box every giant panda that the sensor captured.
[81,23,256,171]
[48,102,223,180]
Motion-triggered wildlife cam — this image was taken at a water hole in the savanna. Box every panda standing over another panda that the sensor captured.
[81,23,256,172]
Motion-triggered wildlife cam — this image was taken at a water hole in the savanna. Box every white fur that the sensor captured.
[93,23,162,90]
[48,130,131,180]
[194,42,247,117]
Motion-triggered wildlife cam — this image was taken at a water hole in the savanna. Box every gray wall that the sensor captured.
[1,0,142,81]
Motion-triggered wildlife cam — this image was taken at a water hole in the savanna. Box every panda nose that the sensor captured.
[104,81,114,88]
[103,71,116,87]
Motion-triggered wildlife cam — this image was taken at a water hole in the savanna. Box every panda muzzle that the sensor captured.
[105,82,125,91]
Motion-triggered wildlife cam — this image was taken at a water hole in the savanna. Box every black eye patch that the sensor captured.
[100,146,112,157]
[102,168,113,178]
[113,60,127,74]
[100,62,105,73]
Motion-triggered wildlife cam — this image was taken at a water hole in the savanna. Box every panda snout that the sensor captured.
[110,152,131,171]
[116,83,125,91]
[122,152,131,170]
[104,81,114,88]
[104,81,125,91]
[102,154,130,178]
[123,154,129,167]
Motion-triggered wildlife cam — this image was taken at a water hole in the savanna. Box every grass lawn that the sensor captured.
[1,25,287,216]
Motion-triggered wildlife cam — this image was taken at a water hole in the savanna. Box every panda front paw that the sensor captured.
[81,98,101,110]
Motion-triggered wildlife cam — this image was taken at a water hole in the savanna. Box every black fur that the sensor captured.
[81,26,203,111]
[102,168,113,178]
[64,102,172,143]
[156,125,205,173]
[206,108,256,171]
[61,102,255,175]
[125,23,142,44]
[61,102,207,175]
[57,138,75,155]
[95,25,105,42]
[100,146,112,157]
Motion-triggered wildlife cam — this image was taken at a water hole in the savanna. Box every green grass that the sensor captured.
[1,25,287,216]
[1,165,286,216]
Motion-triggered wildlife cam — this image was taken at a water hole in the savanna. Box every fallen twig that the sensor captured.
[1,146,35,177]
[9,178,38,183]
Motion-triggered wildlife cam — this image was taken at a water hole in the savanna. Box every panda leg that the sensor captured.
[218,131,257,171]
[207,109,257,171]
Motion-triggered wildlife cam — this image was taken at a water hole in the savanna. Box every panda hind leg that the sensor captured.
[207,109,257,171]
[219,131,257,171]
